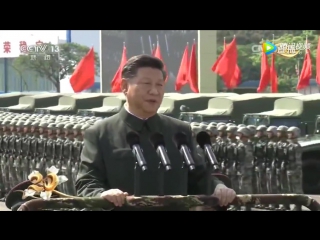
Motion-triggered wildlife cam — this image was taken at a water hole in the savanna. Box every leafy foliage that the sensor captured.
[13,43,100,92]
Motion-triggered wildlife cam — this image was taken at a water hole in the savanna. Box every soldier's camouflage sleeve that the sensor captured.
[75,126,109,197]
[187,126,223,195]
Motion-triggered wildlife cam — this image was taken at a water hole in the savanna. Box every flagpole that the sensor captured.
[306,35,312,94]
[57,36,61,92]
[272,34,275,94]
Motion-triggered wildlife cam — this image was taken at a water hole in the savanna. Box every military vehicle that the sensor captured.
[4,93,63,113]
[179,94,289,123]
[78,95,127,117]
[160,93,238,118]
[0,93,30,110]
[243,94,320,134]
[34,93,108,115]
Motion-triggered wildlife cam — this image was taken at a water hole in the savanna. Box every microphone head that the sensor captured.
[150,132,165,148]
[196,131,211,149]
[173,132,188,149]
[126,131,140,149]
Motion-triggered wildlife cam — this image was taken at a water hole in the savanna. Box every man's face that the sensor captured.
[122,67,165,115]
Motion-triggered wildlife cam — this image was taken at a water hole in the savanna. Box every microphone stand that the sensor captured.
[180,160,188,196]
[158,162,165,196]
[134,162,142,196]
[203,146,221,195]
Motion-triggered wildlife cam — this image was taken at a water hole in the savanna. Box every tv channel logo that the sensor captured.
[252,41,303,58]
[262,41,277,55]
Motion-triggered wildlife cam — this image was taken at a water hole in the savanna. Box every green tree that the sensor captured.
[248,30,318,92]
[13,43,100,92]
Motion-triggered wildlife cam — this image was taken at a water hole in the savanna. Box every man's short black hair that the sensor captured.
[122,54,166,80]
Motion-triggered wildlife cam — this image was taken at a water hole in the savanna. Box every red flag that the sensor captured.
[154,42,168,81]
[69,47,95,93]
[111,46,127,92]
[188,43,199,93]
[270,53,278,93]
[175,44,189,91]
[230,65,241,88]
[316,37,320,85]
[297,46,312,90]
[211,38,238,89]
[223,37,241,88]
[257,52,270,93]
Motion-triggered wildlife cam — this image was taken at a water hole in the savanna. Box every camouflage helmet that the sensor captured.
[16,121,25,127]
[246,125,256,135]
[81,123,91,130]
[217,125,227,131]
[24,121,32,126]
[256,125,267,132]
[191,125,202,135]
[56,123,65,129]
[277,125,288,132]
[2,120,11,126]
[266,126,277,135]
[64,123,74,130]
[217,122,226,127]
[73,124,82,130]
[208,122,217,127]
[226,125,238,134]
[237,124,246,128]
[39,122,49,128]
[206,125,218,136]
[287,126,300,138]
[32,121,40,127]
[47,123,56,129]
[199,122,208,131]
[237,127,251,137]
[9,120,18,126]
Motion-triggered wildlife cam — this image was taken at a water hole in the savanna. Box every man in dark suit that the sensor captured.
[75,54,236,209]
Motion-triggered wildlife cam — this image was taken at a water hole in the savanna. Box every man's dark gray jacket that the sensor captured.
[76,108,223,197]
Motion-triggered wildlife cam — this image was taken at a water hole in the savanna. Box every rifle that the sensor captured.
[17,194,320,211]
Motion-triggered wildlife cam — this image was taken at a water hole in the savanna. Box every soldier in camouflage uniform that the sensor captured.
[199,122,208,131]
[35,122,49,175]
[205,125,219,165]
[71,124,83,195]
[8,120,18,188]
[21,121,32,181]
[190,125,203,157]
[60,123,74,194]
[253,125,268,197]
[29,121,40,175]
[235,127,254,210]
[0,120,4,197]
[224,125,237,176]
[217,125,228,165]
[46,123,57,169]
[1,119,11,193]
[266,126,278,210]
[275,125,289,210]
[14,121,25,184]
[287,126,303,211]
[225,126,238,194]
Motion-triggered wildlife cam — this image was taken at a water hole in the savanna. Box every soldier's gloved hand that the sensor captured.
[212,184,236,207]
[101,189,128,207]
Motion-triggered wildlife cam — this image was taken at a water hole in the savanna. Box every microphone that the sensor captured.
[126,132,147,171]
[150,133,171,171]
[173,132,195,171]
[196,131,220,171]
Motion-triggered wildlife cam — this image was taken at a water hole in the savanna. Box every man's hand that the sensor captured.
[101,189,128,207]
[212,184,236,206]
